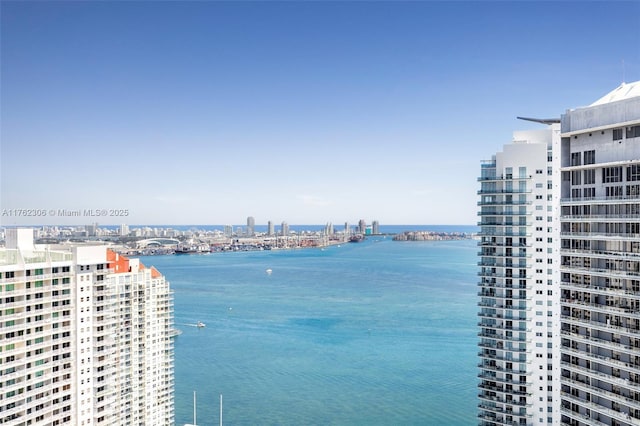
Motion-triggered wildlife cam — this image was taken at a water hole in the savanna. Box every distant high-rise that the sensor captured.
[325,222,334,235]
[247,216,255,236]
[281,221,289,236]
[223,225,233,237]
[358,219,366,234]
[119,223,129,236]
[372,220,380,235]
[0,228,175,426]
[86,222,98,237]
[267,220,275,236]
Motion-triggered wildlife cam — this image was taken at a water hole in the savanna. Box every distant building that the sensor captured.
[281,221,289,237]
[358,219,366,234]
[86,223,98,237]
[325,222,334,235]
[119,223,129,236]
[267,221,274,236]
[223,225,233,237]
[0,228,175,426]
[247,216,255,236]
[372,220,379,235]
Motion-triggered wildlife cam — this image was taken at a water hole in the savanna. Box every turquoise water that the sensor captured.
[141,237,478,425]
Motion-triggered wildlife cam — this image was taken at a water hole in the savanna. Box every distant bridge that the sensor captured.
[136,238,180,248]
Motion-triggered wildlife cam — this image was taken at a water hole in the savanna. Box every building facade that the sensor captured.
[559,82,640,425]
[479,80,640,426]
[0,228,174,426]
[478,125,561,425]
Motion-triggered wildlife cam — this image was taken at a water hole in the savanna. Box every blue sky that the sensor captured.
[2,1,639,226]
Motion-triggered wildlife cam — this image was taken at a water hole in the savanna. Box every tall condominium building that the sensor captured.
[478,124,562,425]
[0,228,174,426]
[358,219,366,235]
[372,220,380,235]
[559,81,640,425]
[267,221,275,237]
[247,216,255,237]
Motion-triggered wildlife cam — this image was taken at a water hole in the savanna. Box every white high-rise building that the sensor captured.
[559,81,640,425]
[479,81,640,426]
[247,216,255,236]
[478,123,562,425]
[0,228,174,426]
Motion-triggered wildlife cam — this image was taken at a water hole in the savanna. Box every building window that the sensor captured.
[603,166,623,183]
[584,150,595,164]
[584,169,595,184]
[628,165,640,181]
[627,125,640,139]
[571,152,581,166]
[571,170,581,185]
[613,128,624,140]
[628,185,640,197]
[606,186,623,197]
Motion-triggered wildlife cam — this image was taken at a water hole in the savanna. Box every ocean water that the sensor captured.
[141,236,478,425]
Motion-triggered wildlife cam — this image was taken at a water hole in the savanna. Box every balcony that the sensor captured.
[561,381,639,424]
[560,316,639,340]
[560,231,640,240]
[560,298,640,317]
[561,194,640,204]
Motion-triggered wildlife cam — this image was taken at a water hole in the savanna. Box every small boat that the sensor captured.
[266,268,272,275]
[348,234,365,243]
[197,321,206,328]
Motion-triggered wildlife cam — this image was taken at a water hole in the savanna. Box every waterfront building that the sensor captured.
[119,224,129,237]
[372,220,380,235]
[558,81,640,425]
[281,221,289,237]
[247,216,255,237]
[325,222,334,236]
[358,219,366,234]
[86,223,98,237]
[267,221,275,236]
[477,123,561,425]
[0,228,174,426]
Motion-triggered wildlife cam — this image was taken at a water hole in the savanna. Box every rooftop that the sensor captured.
[590,80,640,106]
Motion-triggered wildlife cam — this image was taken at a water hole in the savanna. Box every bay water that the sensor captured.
[141,235,478,425]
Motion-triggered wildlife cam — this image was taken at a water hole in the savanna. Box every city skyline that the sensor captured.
[2,1,640,226]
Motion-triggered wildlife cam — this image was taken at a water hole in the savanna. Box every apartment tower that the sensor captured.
[478,124,562,425]
[0,228,174,426]
[559,81,640,425]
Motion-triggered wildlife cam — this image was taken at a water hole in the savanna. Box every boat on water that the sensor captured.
[348,234,365,243]
[197,321,206,328]
[175,241,210,254]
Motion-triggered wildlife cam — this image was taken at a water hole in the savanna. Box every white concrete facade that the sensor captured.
[559,82,640,425]
[478,125,562,426]
[0,229,174,426]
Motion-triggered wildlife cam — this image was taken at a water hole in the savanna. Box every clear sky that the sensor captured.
[1,1,639,226]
